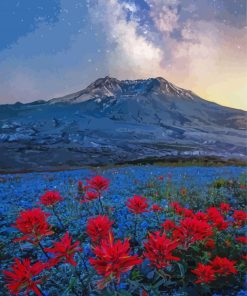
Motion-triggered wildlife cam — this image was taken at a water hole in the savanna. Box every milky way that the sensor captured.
[0,0,246,110]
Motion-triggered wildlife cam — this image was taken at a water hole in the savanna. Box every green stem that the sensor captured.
[98,196,105,214]
[134,215,138,241]
[52,206,65,230]
[78,253,89,273]
[38,242,49,260]
[49,278,79,296]
[155,212,161,224]
[72,265,90,294]
[36,286,46,296]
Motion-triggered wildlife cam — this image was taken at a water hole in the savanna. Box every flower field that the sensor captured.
[0,165,246,296]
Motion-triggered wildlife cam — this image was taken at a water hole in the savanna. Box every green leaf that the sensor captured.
[176,262,187,277]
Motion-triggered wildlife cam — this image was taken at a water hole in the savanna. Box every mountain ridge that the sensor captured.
[48,76,208,105]
[0,76,246,172]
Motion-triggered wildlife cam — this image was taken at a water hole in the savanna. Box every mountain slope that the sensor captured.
[0,77,246,172]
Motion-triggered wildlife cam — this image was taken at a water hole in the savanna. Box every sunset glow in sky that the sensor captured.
[0,0,246,110]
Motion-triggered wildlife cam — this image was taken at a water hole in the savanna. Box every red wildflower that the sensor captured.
[158,175,164,181]
[142,290,148,296]
[213,217,229,231]
[152,204,162,212]
[170,202,183,215]
[89,233,142,288]
[219,203,231,213]
[210,256,237,276]
[182,208,194,218]
[172,217,213,249]
[236,236,247,244]
[233,210,247,226]
[144,231,180,269]
[3,258,46,296]
[162,220,176,231]
[206,207,228,230]
[195,211,207,220]
[86,191,99,200]
[78,180,87,194]
[242,255,247,260]
[86,215,113,243]
[170,202,181,210]
[126,195,149,214]
[80,191,99,203]
[205,238,215,250]
[45,232,82,267]
[192,263,215,284]
[14,208,53,244]
[39,191,63,207]
[87,175,110,193]
[180,188,187,196]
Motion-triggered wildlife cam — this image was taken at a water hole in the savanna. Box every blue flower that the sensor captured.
[236,290,247,296]
[140,221,148,228]
[118,283,127,289]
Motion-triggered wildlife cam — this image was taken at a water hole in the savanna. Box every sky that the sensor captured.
[0,0,246,110]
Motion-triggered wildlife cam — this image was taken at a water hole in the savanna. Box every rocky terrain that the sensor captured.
[0,76,246,172]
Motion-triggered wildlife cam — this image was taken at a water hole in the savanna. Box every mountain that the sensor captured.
[0,76,246,172]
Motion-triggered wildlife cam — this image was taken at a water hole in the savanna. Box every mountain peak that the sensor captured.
[49,76,197,104]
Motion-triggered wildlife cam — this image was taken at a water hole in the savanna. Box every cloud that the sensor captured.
[89,0,163,79]
[146,0,180,33]
[0,0,246,110]
[89,0,246,109]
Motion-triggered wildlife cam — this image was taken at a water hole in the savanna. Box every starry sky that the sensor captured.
[0,0,246,110]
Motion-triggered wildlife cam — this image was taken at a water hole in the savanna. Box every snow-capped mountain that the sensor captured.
[0,76,246,172]
[49,76,196,104]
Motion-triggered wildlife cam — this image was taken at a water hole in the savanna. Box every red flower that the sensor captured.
[210,256,237,276]
[195,211,207,220]
[45,232,82,267]
[142,290,148,296]
[192,263,215,284]
[162,220,176,231]
[144,231,180,269]
[78,180,87,194]
[3,258,46,296]
[242,255,247,260]
[39,191,63,207]
[236,236,247,244]
[205,238,215,250]
[80,191,99,203]
[172,217,213,249]
[182,208,194,218]
[151,204,162,212]
[233,210,247,226]
[180,188,187,196]
[213,216,229,231]
[170,202,183,215]
[14,208,53,244]
[126,195,149,214]
[158,175,164,181]
[206,207,228,230]
[86,215,113,243]
[170,202,181,210]
[87,175,110,193]
[219,203,231,213]
[89,233,142,288]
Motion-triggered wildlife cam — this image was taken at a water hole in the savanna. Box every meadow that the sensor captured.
[0,165,246,296]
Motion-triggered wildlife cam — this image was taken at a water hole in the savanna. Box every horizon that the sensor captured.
[0,0,246,110]
[1,75,246,112]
